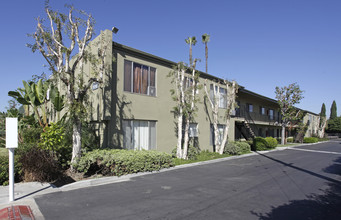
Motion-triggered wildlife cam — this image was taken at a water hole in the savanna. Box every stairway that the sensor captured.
[243,121,255,138]
[236,121,256,140]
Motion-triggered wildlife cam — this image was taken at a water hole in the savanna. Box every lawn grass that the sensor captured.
[277,143,299,147]
[0,147,8,157]
[173,150,250,166]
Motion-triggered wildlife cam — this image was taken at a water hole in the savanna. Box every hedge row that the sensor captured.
[252,137,278,151]
[74,149,174,176]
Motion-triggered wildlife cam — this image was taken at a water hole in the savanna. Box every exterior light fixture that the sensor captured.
[112,27,119,34]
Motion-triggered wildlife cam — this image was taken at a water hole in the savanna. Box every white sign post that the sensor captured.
[6,118,18,202]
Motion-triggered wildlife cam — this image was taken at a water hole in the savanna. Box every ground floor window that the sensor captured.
[189,123,198,137]
[122,120,156,150]
[210,124,226,146]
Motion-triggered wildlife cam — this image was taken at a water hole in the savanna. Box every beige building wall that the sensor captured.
[71,29,319,153]
[107,45,235,153]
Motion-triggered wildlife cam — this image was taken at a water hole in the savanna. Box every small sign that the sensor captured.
[6,118,18,149]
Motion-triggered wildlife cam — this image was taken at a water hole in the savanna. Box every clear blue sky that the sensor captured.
[1,0,340,117]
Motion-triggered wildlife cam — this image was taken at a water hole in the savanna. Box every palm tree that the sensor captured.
[185,36,197,67]
[202,33,210,73]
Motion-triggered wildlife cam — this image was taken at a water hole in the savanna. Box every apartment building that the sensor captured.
[71,29,319,153]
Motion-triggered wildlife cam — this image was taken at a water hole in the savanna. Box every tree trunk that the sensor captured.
[219,117,230,155]
[71,119,82,169]
[189,46,192,67]
[213,109,219,153]
[176,109,183,159]
[183,118,190,159]
[281,124,286,145]
[318,117,327,138]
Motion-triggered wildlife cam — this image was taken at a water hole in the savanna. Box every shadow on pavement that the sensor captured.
[252,153,341,220]
[255,152,341,184]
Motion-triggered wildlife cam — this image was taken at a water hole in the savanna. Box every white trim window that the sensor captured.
[210,124,226,146]
[248,104,253,113]
[122,120,156,150]
[269,109,274,120]
[260,107,265,115]
[189,123,198,137]
[124,60,156,96]
[210,85,227,109]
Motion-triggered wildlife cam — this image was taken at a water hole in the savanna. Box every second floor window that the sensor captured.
[210,85,227,108]
[269,109,274,120]
[260,107,265,115]
[248,104,253,113]
[124,60,156,96]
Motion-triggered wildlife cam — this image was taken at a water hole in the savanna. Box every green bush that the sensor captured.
[287,137,294,143]
[40,122,72,168]
[303,137,319,143]
[235,141,251,153]
[224,141,251,155]
[171,145,200,160]
[224,142,241,155]
[265,137,278,149]
[74,149,174,176]
[22,127,43,145]
[252,137,269,151]
[0,155,22,186]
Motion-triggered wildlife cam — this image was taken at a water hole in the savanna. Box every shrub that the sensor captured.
[171,145,200,160]
[303,137,319,143]
[287,137,294,143]
[18,146,62,182]
[252,137,269,151]
[40,122,72,169]
[0,155,22,186]
[224,141,251,155]
[224,142,241,155]
[265,137,278,149]
[74,149,174,177]
[235,141,251,153]
[22,127,43,145]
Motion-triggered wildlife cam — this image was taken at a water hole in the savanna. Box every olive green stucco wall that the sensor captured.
[84,29,318,153]
[107,46,235,153]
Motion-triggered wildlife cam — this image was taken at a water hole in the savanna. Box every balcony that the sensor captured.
[234,104,281,125]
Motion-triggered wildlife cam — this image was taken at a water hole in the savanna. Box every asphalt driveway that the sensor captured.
[35,141,341,220]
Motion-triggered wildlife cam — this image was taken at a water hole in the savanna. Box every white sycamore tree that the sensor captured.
[169,60,200,159]
[204,80,238,154]
[28,3,109,168]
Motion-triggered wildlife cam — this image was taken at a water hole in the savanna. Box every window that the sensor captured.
[189,123,198,137]
[210,124,225,145]
[248,104,253,113]
[122,120,156,150]
[210,84,227,108]
[269,109,274,120]
[92,82,99,90]
[124,60,156,96]
[260,107,265,115]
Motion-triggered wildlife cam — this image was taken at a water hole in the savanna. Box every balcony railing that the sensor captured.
[235,105,281,124]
